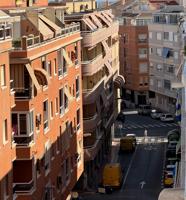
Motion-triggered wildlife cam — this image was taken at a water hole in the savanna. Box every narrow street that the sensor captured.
[81,114,179,200]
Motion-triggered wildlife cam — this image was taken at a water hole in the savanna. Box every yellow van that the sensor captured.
[103,163,122,188]
[120,136,136,152]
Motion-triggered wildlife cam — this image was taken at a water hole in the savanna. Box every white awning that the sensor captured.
[38,19,54,40]
[62,49,73,66]
[171,82,183,89]
[25,64,41,93]
[39,15,61,36]
[101,12,113,23]
[86,17,97,30]
[107,11,114,19]
[90,15,103,28]
[64,86,73,101]
[105,61,113,74]
[95,13,111,27]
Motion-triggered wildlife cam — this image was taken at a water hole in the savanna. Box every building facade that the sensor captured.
[65,9,124,188]
[148,5,184,113]
[119,13,151,107]
[0,1,84,200]
[0,10,16,200]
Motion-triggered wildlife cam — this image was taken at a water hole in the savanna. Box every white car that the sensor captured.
[160,114,174,122]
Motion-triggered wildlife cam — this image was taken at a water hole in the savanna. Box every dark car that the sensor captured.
[116,112,125,123]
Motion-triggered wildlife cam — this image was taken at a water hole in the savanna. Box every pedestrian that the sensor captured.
[144,129,148,138]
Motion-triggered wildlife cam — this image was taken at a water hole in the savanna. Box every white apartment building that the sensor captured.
[149,5,184,113]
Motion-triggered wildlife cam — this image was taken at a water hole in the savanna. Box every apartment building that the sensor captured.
[0,10,16,200]
[0,2,84,200]
[65,8,124,188]
[148,5,184,113]
[119,12,152,106]
[0,0,48,8]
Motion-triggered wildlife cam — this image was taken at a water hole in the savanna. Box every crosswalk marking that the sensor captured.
[121,122,178,130]
[136,136,168,144]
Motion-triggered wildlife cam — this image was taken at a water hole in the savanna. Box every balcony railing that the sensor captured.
[14,87,32,99]
[12,23,80,50]
[13,179,34,193]
[13,133,34,145]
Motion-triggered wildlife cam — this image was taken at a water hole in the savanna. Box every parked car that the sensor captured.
[160,114,174,122]
[164,171,174,187]
[138,104,152,115]
[150,109,163,119]
[165,164,176,175]
[116,112,125,123]
[167,129,180,141]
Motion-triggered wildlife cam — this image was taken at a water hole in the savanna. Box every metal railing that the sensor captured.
[14,87,32,99]
[13,179,34,193]
[14,133,34,145]
[12,23,80,50]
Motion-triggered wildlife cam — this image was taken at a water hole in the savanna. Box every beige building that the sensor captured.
[65,8,124,188]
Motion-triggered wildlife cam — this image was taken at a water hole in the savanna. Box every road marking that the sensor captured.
[139,181,146,189]
[120,145,138,192]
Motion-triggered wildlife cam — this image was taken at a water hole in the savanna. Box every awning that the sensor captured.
[107,11,114,19]
[90,15,103,28]
[86,18,97,30]
[95,13,111,27]
[25,64,41,93]
[101,12,113,23]
[158,188,184,200]
[39,15,61,36]
[114,75,125,88]
[162,47,170,58]
[38,19,54,41]
[35,68,50,85]
[62,49,73,66]
[105,61,113,74]
[64,86,73,101]
[171,82,184,88]
[102,40,111,55]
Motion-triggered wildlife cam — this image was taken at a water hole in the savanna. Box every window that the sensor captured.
[12,112,34,137]
[174,52,178,59]
[55,97,58,114]
[138,34,147,43]
[43,100,49,132]
[149,32,152,39]
[76,108,80,131]
[50,101,53,119]
[44,141,51,174]
[138,48,148,59]
[76,76,80,98]
[164,32,169,40]
[156,32,161,40]
[59,88,64,115]
[54,58,57,75]
[167,65,174,73]
[174,33,178,42]
[156,48,162,56]
[3,119,8,144]
[0,64,6,87]
[149,48,153,55]
[48,61,52,77]
[139,63,148,73]
[156,64,162,71]
[164,80,171,90]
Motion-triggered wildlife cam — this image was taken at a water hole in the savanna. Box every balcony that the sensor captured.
[13,159,34,194]
[150,84,177,98]
[12,23,80,51]
[82,78,105,104]
[13,179,34,193]
[82,21,118,47]
[82,52,111,76]
[83,113,99,131]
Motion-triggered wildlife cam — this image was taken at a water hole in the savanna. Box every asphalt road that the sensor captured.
[81,114,178,200]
